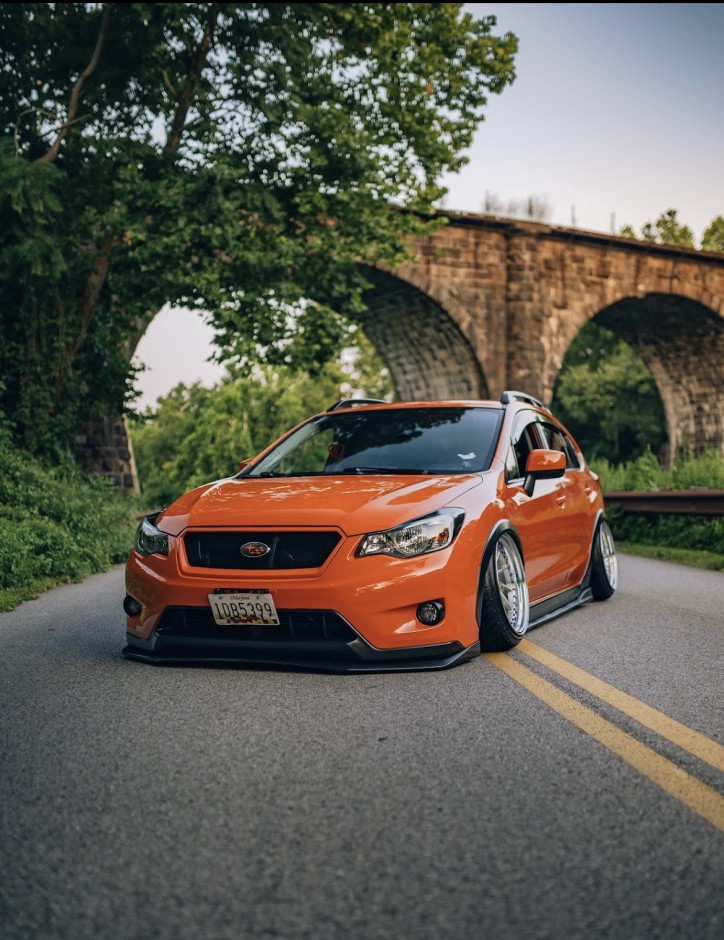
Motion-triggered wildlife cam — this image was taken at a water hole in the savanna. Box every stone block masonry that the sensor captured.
[80,212,724,489]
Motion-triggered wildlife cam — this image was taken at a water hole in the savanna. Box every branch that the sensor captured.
[165,3,220,153]
[36,113,93,149]
[38,3,114,164]
[14,107,55,157]
[160,68,178,99]
[65,237,116,369]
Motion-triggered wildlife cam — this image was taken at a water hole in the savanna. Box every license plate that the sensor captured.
[208,589,280,626]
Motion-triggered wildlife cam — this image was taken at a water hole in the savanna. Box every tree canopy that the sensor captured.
[620,208,699,248]
[551,322,667,465]
[701,216,724,253]
[131,339,393,507]
[0,2,517,457]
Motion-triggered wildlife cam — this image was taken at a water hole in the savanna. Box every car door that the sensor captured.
[503,412,570,601]
[537,420,597,588]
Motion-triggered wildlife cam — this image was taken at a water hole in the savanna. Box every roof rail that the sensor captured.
[327,398,388,411]
[500,390,550,411]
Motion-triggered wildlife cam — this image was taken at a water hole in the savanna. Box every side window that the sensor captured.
[507,414,539,481]
[504,446,520,482]
[539,422,581,469]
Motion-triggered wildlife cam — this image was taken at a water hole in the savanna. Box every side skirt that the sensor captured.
[528,584,594,631]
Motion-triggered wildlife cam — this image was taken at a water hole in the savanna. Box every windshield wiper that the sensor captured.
[340,466,431,475]
[256,471,323,477]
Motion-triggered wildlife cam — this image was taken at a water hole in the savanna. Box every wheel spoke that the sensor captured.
[494,535,529,635]
[599,521,618,589]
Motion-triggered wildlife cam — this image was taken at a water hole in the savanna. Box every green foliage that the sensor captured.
[592,449,724,557]
[620,209,724,251]
[131,344,393,507]
[701,216,724,253]
[0,2,518,458]
[614,543,724,572]
[0,427,138,590]
[552,322,666,464]
[640,208,694,247]
[606,509,724,556]
[592,447,724,492]
[591,449,662,491]
[619,208,694,246]
[669,449,724,489]
[0,144,135,455]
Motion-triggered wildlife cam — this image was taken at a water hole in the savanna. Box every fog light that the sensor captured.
[416,600,445,625]
[123,594,143,617]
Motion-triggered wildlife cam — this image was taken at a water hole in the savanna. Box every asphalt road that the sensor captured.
[1,555,722,940]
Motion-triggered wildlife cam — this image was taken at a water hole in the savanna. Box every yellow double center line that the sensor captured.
[484,639,724,831]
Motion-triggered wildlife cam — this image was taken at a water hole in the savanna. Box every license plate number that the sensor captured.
[208,589,279,626]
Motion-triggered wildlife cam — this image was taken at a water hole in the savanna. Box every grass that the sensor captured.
[617,542,724,571]
[0,578,77,613]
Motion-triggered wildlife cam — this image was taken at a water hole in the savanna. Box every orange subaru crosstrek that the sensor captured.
[123,391,617,671]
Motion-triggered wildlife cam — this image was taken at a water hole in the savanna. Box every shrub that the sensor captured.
[592,449,724,555]
[0,427,138,590]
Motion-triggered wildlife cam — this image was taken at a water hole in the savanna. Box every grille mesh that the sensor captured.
[184,531,341,569]
[156,607,356,643]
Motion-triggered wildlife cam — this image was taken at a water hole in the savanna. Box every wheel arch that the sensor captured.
[475,519,524,627]
[582,508,607,587]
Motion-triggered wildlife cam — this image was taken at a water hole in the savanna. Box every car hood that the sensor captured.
[157,474,483,537]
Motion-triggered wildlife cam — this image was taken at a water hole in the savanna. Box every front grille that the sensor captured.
[156,607,356,643]
[184,531,341,569]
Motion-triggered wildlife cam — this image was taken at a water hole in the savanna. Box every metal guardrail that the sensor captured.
[603,490,724,517]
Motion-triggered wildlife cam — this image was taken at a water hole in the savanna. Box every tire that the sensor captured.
[479,532,530,652]
[590,518,617,600]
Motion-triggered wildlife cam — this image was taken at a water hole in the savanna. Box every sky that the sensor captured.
[132,2,724,410]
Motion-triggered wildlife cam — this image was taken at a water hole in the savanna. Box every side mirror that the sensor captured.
[238,458,253,473]
[523,449,566,497]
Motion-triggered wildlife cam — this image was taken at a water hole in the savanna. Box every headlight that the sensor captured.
[134,514,170,556]
[356,510,464,559]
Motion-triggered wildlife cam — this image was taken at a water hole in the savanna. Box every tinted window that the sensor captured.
[504,446,520,482]
[509,417,539,481]
[538,422,581,469]
[248,407,503,476]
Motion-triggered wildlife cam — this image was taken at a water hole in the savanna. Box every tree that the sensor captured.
[131,345,393,506]
[619,209,697,247]
[701,216,724,253]
[0,2,517,458]
[640,209,694,247]
[481,191,552,221]
[551,322,667,464]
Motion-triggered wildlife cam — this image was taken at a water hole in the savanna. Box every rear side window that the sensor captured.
[506,414,540,482]
[537,422,581,469]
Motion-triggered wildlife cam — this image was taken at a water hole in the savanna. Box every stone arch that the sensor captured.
[595,294,724,457]
[358,266,489,400]
[547,292,724,459]
[73,213,724,486]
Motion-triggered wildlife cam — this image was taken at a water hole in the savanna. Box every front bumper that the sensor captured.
[122,605,479,672]
[124,512,488,672]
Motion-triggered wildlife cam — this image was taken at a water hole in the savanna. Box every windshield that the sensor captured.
[246,407,503,477]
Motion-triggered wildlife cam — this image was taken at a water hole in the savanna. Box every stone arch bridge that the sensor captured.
[79,211,724,489]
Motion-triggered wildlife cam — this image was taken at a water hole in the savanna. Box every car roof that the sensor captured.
[325,391,550,414]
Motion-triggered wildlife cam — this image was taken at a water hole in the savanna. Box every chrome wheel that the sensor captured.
[493,533,530,636]
[598,520,618,590]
